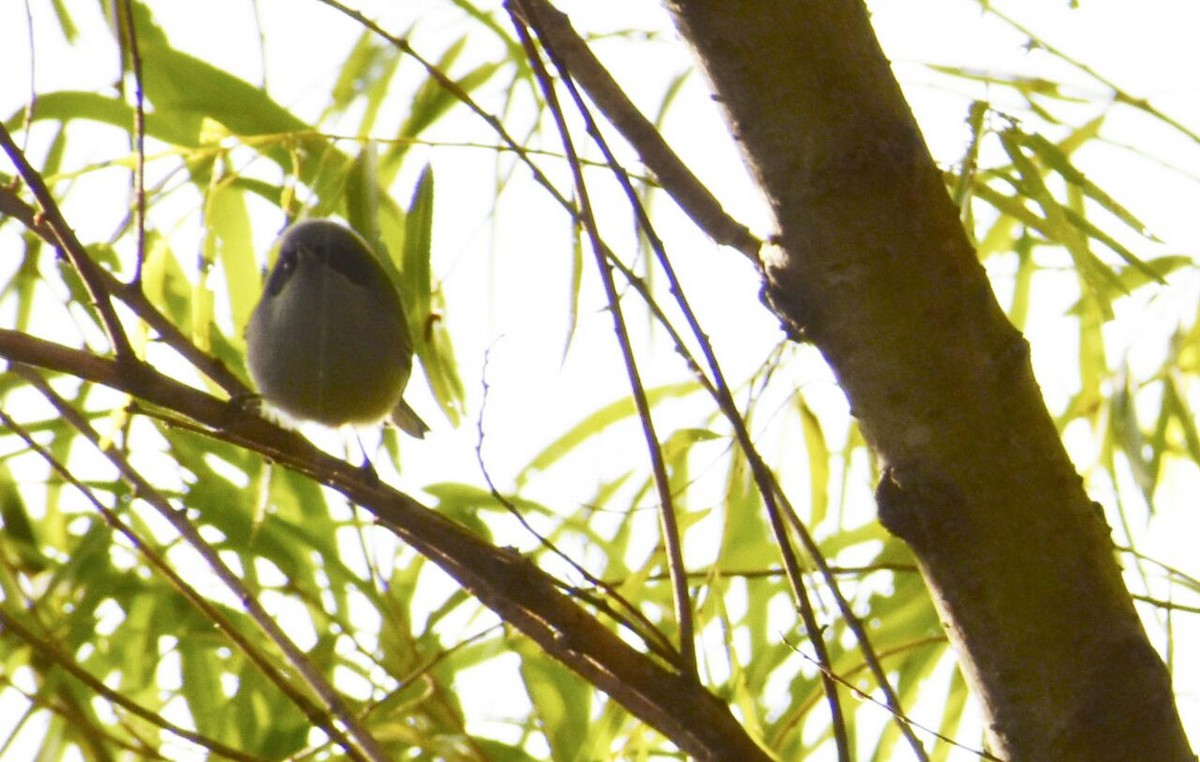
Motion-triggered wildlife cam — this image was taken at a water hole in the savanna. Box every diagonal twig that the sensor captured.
[516,4,927,757]
[115,0,148,282]
[507,1,699,678]
[0,124,135,360]
[0,330,773,760]
[511,0,761,261]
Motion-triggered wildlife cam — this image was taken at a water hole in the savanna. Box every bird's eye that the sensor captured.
[265,248,297,297]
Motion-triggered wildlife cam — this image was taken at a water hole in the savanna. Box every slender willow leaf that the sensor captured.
[998,129,1120,318]
[1023,130,1159,241]
[1110,367,1155,498]
[516,381,701,486]
[798,399,829,528]
[515,636,596,761]
[207,181,258,334]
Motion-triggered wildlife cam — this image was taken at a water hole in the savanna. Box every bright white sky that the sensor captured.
[2,0,1199,757]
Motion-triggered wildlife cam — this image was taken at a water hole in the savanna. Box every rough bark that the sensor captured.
[666,1,1194,759]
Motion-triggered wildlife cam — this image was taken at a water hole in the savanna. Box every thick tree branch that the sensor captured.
[665,1,1193,759]
[0,330,771,761]
[513,0,761,260]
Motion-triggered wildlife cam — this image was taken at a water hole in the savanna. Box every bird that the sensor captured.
[245,218,429,438]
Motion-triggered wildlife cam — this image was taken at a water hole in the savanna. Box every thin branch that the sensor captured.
[512,0,761,261]
[516,2,858,752]
[19,0,36,141]
[787,638,999,761]
[507,2,698,677]
[519,5,928,756]
[0,123,135,360]
[312,0,567,210]
[983,4,1200,146]
[115,0,147,282]
[475,343,683,666]
[1,187,250,398]
[0,673,159,760]
[775,479,928,758]
[313,0,761,268]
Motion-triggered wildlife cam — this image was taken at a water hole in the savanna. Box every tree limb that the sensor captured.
[0,330,772,761]
[665,1,1194,758]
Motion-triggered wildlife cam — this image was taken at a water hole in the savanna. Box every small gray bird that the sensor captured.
[245,219,429,437]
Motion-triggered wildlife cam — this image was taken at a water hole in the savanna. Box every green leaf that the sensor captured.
[1164,375,1200,472]
[999,128,1119,319]
[1023,128,1160,243]
[141,233,194,334]
[717,446,772,570]
[951,99,989,212]
[380,38,502,182]
[125,3,354,209]
[402,166,435,326]
[797,399,829,527]
[49,0,80,41]
[1110,367,1155,500]
[517,643,593,762]
[1065,255,1190,315]
[398,166,466,425]
[516,381,702,486]
[327,28,406,134]
[207,180,258,335]
[346,142,384,248]
[1007,232,1035,329]
[0,462,48,573]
